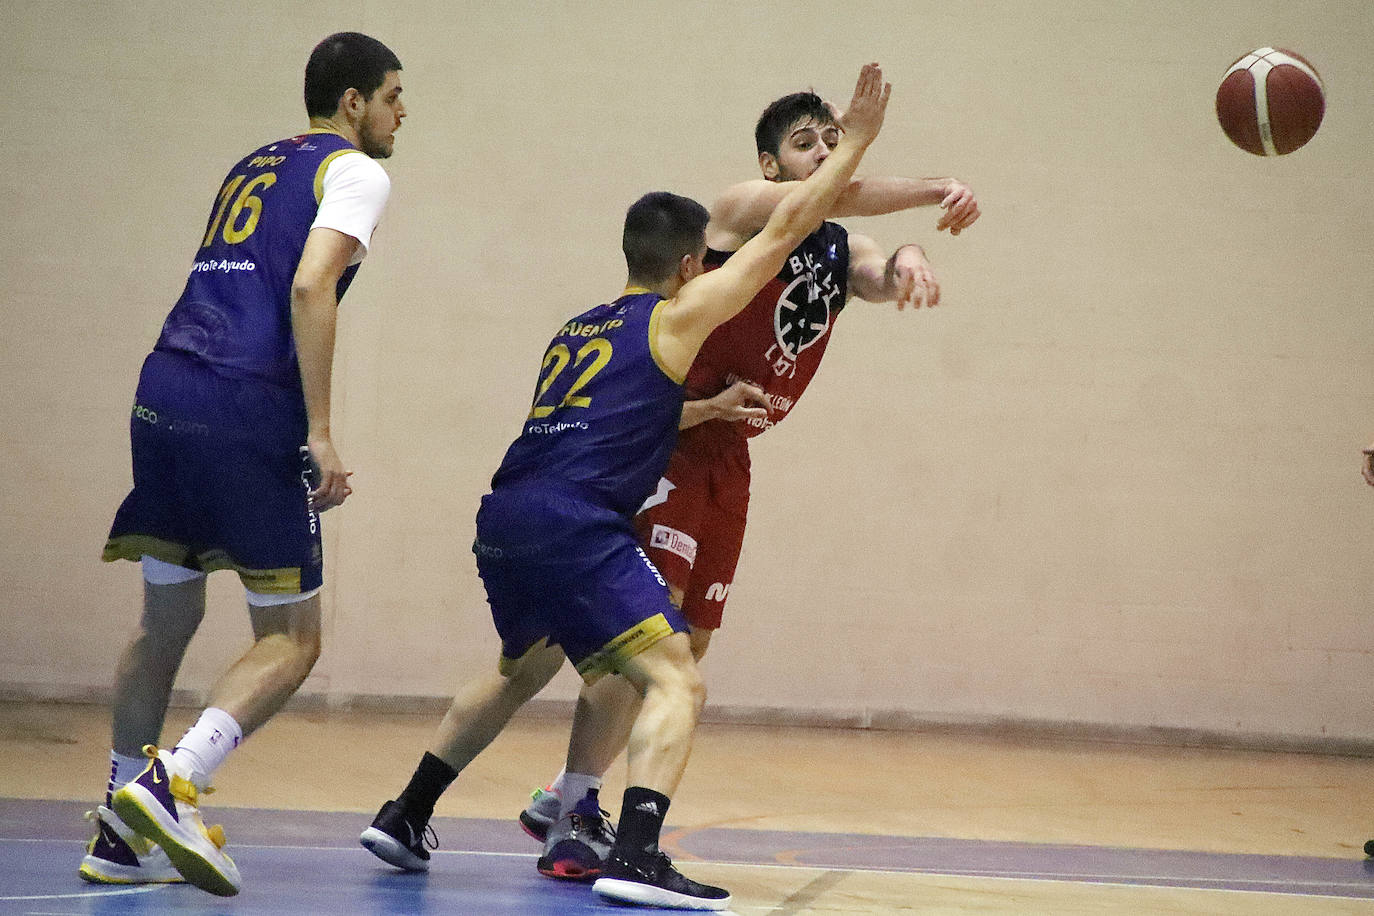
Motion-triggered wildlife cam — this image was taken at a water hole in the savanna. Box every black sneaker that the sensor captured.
[359,800,437,872]
[593,849,731,910]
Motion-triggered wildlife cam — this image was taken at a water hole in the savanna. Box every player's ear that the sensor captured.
[759,151,780,180]
[341,87,366,120]
[677,252,698,284]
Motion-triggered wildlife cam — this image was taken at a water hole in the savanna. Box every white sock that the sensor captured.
[556,771,604,818]
[171,707,243,790]
[107,750,147,802]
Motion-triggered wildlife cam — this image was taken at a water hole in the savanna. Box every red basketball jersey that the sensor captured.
[686,221,850,446]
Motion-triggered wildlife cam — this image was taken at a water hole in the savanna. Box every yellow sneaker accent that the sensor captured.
[170,773,199,804]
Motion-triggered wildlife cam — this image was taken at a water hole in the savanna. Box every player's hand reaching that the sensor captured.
[307,435,353,511]
[935,179,980,236]
[891,246,940,310]
[839,63,890,148]
[707,381,771,423]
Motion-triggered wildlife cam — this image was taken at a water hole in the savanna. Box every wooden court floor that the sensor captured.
[3,700,1374,913]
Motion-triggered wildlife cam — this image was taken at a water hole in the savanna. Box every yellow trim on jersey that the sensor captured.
[198,549,303,593]
[647,298,685,386]
[313,148,365,204]
[622,285,652,296]
[575,612,677,683]
[102,536,304,593]
[103,534,190,566]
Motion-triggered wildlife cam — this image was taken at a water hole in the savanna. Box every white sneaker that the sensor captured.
[111,745,241,897]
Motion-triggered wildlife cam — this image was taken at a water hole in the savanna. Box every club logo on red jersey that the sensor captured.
[772,251,842,368]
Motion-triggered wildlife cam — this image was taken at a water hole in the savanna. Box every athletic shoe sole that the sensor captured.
[593,876,732,911]
[77,858,183,885]
[519,809,551,842]
[111,786,240,897]
[536,847,601,881]
[360,826,430,872]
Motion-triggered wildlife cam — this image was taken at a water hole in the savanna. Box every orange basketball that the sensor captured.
[1216,48,1324,155]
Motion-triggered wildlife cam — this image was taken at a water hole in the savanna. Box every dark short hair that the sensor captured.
[755,91,837,156]
[304,32,402,118]
[622,192,710,284]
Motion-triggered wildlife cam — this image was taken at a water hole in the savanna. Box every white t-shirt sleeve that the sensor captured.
[311,152,391,264]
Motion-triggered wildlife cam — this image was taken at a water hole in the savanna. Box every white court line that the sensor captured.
[4,838,1370,904]
[0,885,163,902]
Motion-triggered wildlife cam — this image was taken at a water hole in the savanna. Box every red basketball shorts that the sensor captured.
[634,432,750,630]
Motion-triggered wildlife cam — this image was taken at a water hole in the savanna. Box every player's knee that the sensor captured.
[293,627,323,669]
[135,608,203,648]
[248,592,323,677]
[140,562,207,639]
[504,643,563,699]
[269,626,321,684]
[660,655,706,714]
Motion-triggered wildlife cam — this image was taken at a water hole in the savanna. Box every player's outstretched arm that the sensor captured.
[657,64,890,375]
[708,175,980,250]
[848,235,940,309]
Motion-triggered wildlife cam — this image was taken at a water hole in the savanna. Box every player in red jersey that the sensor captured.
[519,87,982,874]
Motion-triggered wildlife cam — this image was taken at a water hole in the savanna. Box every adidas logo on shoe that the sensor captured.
[635,801,661,816]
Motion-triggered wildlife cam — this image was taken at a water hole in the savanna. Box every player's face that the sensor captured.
[770,118,843,181]
[358,70,406,159]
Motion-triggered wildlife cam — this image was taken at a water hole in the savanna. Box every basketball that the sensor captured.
[1216,47,1324,155]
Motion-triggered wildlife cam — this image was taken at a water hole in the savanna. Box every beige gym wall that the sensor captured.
[3,0,1372,748]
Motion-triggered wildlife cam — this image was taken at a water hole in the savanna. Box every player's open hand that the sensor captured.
[840,63,890,147]
[307,436,353,511]
[893,246,940,309]
[935,179,980,236]
[708,380,771,423]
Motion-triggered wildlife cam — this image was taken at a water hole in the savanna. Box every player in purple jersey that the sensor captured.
[87,33,405,897]
[516,84,983,860]
[359,64,893,912]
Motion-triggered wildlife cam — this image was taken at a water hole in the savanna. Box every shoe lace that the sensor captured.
[591,806,617,842]
[570,804,617,843]
[620,848,675,880]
